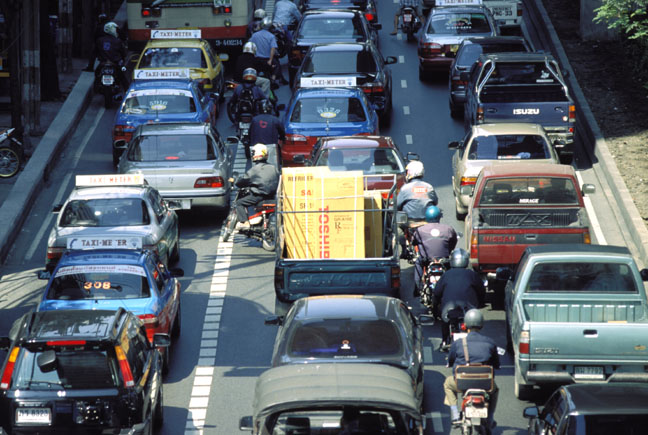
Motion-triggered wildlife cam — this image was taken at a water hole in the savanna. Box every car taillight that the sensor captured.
[141,7,161,17]
[47,247,64,260]
[451,77,467,87]
[113,125,135,142]
[421,42,442,56]
[194,176,224,188]
[460,177,477,186]
[519,330,530,354]
[138,314,160,342]
[286,134,307,145]
[460,323,466,331]
[391,266,400,289]
[362,83,384,94]
[46,340,86,346]
[477,106,484,122]
[470,233,478,258]
[584,231,591,244]
[0,347,20,389]
[365,12,374,22]
[114,345,135,388]
[569,105,576,122]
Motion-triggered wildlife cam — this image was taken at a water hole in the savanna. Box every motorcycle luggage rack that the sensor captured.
[455,364,494,392]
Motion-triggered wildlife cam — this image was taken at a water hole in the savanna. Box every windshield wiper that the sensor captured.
[26,380,64,390]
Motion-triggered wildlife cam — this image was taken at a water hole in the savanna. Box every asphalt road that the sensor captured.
[0,1,633,434]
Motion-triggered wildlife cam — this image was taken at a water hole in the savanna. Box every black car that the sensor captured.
[293,42,397,122]
[448,36,532,117]
[298,0,379,27]
[0,308,169,434]
[288,10,379,84]
[523,383,648,434]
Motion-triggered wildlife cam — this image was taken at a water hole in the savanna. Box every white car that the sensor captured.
[449,123,560,219]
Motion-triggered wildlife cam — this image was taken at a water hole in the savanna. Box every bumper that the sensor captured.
[419,56,453,72]
[163,191,230,209]
[545,129,574,145]
[281,146,311,166]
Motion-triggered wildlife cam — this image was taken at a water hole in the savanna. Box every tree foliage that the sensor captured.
[594,0,648,40]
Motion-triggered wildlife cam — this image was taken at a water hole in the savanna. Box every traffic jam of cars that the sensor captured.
[1,0,648,434]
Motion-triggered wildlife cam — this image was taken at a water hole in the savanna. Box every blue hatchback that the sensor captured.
[111,79,219,166]
[38,248,182,370]
[281,87,379,166]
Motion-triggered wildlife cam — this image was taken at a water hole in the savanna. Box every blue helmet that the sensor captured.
[425,205,441,223]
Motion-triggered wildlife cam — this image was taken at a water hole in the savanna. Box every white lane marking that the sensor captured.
[406,135,413,145]
[397,33,403,41]
[399,55,405,63]
[401,79,408,89]
[24,106,106,262]
[403,106,410,115]
[575,171,606,244]
[428,411,444,433]
[423,346,433,365]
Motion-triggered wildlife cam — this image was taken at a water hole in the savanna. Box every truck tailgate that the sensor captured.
[482,101,569,124]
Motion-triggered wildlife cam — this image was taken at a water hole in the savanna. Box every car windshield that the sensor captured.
[427,12,492,35]
[457,42,527,67]
[290,97,367,123]
[487,62,559,85]
[571,414,648,435]
[60,198,151,227]
[467,134,551,160]
[269,409,399,434]
[48,265,151,300]
[138,47,206,68]
[315,147,403,174]
[526,262,638,292]
[298,17,363,39]
[13,348,119,390]
[287,318,403,358]
[303,50,377,74]
[127,134,216,162]
[479,177,578,205]
[122,89,196,115]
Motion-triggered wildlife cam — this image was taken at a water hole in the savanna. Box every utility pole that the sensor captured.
[58,0,72,72]
[0,0,24,141]
[21,0,40,134]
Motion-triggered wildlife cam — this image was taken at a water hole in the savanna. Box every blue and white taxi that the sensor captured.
[45,175,179,272]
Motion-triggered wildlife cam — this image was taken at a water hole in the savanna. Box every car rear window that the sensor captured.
[573,414,648,434]
[60,198,151,227]
[487,62,560,85]
[457,42,527,67]
[479,177,578,205]
[13,349,119,390]
[139,47,207,68]
[122,89,196,115]
[526,262,638,292]
[48,265,150,300]
[467,134,550,160]
[298,17,362,39]
[315,147,403,174]
[303,50,377,74]
[287,318,403,358]
[128,134,216,162]
[271,410,397,434]
[290,97,367,123]
[427,12,492,35]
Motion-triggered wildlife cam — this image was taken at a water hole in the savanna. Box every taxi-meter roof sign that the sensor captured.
[66,237,143,250]
[75,174,145,187]
[435,0,483,6]
[134,69,191,80]
[300,76,357,88]
[151,29,202,39]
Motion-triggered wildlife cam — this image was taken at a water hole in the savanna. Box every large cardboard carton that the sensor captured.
[282,167,365,259]
[364,192,383,258]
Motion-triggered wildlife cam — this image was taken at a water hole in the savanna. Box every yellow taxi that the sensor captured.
[134,29,227,97]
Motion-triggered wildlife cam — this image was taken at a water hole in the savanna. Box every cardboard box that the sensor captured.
[282,167,365,259]
[364,192,383,258]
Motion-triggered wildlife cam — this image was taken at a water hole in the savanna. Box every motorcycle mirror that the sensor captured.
[37,270,51,280]
[218,53,230,62]
[384,56,397,65]
[406,152,420,162]
[226,136,240,145]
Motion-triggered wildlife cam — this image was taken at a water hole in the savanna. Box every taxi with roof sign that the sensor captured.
[45,175,179,273]
[37,237,183,372]
[133,29,227,96]
[281,86,379,166]
[112,77,219,166]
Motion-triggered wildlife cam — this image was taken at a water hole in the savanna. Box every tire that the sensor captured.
[450,101,463,119]
[222,209,238,242]
[379,105,392,128]
[161,347,170,376]
[227,101,237,124]
[169,241,180,264]
[0,145,22,178]
[274,298,291,316]
[103,89,112,109]
[262,217,277,251]
[244,142,251,159]
[455,207,466,221]
[153,385,164,432]
[514,362,534,400]
[172,301,181,339]
[418,67,426,81]
[112,149,121,167]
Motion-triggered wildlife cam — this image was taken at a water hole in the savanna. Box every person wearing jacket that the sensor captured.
[233,144,279,227]
[235,42,272,98]
[250,100,285,150]
[95,22,128,89]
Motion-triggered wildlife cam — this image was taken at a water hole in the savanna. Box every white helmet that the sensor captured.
[104,21,119,38]
[252,144,268,162]
[243,41,257,55]
[254,8,266,19]
[406,160,424,182]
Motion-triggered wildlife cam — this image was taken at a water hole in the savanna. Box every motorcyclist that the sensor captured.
[444,309,499,429]
[232,144,280,228]
[95,21,128,89]
[249,17,287,85]
[247,8,267,39]
[272,0,301,42]
[391,0,422,35]
[250,100,285,154]
[412,205,457,296]
[228,68,267,123]
[234,42,272,98]
[433,248,486,348]
[84,13,108,72]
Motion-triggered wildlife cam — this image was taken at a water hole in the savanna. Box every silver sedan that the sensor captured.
[118,123,234,211]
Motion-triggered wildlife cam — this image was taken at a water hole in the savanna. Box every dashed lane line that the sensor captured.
[403,106,410,115]
[399,55,405,63]
[406,135,413,145]
[428,411,445,433]
[401,79,408,89]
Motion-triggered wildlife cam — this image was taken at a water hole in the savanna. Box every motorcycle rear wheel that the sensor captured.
[262,221,276,251]
[222,209,238,242]
[0,144,21,178]
[103,89,112,109]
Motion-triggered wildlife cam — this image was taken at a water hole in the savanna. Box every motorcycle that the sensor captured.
[439,305,466,352]
[226,81,258,159]
[0,128,24,178]
[419,256,449,308]
[269,21,289,58]
[400,6,421,42]
[222,186,277,251]
[455,364,496,435]
[94,61,125,109]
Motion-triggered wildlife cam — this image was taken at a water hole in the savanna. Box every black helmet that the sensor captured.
[464,309,484,330]
[259,99,273,114]
[449,248,469,268]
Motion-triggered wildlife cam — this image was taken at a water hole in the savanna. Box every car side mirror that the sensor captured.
[169,267,184,277]
[640,268,648,281]
[418,314,435,325]
[396,211,408,225]
[448,141,460,150]
[406,152,420,162]
[372,23,382,31]
[385,56,397,65]
[153,333,171,348]
[264,315,284,326]
[239,416,254,431]
[52,203,63,213]
[495,267,513,281]
[293,154,305,164]
[209,92,219,100]
[37,270,51,280]
[218,53,229,62]
[226,136,240,145]
[581,183,596,195]
[459,71,470,82]
[523,406,539,419]
[0,337,10,351]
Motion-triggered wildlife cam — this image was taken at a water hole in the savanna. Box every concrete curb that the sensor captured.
[525,0,648,265]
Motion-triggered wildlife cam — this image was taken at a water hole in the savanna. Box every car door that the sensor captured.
[194,84,212,124]
[211,126,232,188]
[149,256,174,334]
[396,302,424,403]
[149,188,178,258]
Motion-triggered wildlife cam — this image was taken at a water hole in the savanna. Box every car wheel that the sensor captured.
[172,301,181,339]
[153,385,164,432]
[162,347,170,376]
[455,198,466,221]
[418,67,426,81]
[514,362,534,400]
[112,149,122,168]
[449,101,462,119]
[170,241,180,264]
[274,298,291,316]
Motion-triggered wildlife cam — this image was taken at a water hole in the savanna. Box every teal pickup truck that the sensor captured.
[497,244,648,400]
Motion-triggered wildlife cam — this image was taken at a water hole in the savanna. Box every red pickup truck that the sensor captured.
[464,162,596,305]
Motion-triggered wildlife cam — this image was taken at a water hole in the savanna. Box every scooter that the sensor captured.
[222,186,277,251]
[94,61,125,109]
[400,6,421,42]
[0,128,23,178]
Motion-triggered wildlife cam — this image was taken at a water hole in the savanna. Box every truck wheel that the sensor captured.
[418,67,426,82]
[514,363,534,400]
[449,101,462,119]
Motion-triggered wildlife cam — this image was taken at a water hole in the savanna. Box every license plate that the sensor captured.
[465,406,488,419]
[453,332,467,341]
[492,6,513,17]
[403,14,412,22]
[574,366,604,380]
[102,75,114,85]
[239,122,251,129]
[16,408,52,424]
